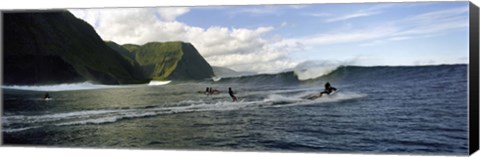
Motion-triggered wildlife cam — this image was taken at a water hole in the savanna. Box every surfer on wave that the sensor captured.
[320,82,337,97]
[201,87,220,95]
[208,87,220,95]
[228,87,237,102]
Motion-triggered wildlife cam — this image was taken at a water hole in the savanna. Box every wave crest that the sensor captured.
[293,61,343,81]
[1,82,119,91]
[148,80,171,86]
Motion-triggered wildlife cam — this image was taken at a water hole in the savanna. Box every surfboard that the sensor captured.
[303,90,339,100]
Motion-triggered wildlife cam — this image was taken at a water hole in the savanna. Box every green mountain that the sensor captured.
[113,41,214,80]
[3,10,213,85]
[122,44,141,53]
[166,42,215,80]
[3,11,149,85]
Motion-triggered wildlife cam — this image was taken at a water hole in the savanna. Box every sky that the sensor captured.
[69,1,470,74]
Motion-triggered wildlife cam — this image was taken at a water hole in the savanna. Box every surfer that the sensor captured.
[208,87,220,95]
[44,92,51,100]
[228,87,237,102]
[320,82,337,97]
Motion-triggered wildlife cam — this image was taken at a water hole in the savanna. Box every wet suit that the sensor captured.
[228,88,237,102]
[320,82,337,96]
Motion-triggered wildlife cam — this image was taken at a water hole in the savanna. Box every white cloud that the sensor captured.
[288,5,308,9]
[304,12,331,17]
[359,40,387,47]
[207,51,296,73]
[405,6,468,23]
[386,7,468,38]
[295,5,468,49]
[289,26,397,46]
[229,6,281,16]
[156,7,190,21]
[306,4,395,23]
[388,36,413,41]
[307,28,390,45]
[355,6,468,47]
[325,11,381,23]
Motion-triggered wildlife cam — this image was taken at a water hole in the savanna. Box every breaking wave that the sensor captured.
[1,82,121,91]
[148,80,172,86]
[3,80,171,92]
[214,64,467,85]
[293,61,342,81]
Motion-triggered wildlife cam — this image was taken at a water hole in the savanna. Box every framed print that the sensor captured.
[2,1,479,156]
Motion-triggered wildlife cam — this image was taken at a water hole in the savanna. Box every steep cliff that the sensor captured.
[3,11,146,85]
[124,42,214,80]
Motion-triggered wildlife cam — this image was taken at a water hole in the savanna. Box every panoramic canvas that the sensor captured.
[1,2,472,155]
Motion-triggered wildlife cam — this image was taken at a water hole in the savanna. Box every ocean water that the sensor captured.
[1,65,469,155]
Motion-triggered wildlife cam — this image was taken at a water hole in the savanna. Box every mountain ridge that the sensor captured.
[3,11,214,85]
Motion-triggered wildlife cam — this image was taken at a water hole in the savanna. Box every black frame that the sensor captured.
[469,2,479,155]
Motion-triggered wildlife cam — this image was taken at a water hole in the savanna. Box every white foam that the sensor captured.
[56,117,119,126]
[264,94,303,103]
[262,91,367,108]
[2,81,171,92]
[310,92,367,103]
[310,92,365,105]
[2,126,41,133]
[192,100,260,111]
[1,82,120,91]
[148,80,171,86]
[3,109,122,124]
[212,76,222,82]
[3,109,163,131]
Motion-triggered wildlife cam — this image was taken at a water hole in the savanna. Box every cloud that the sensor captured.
[355,6,468,47]
[393,7,469,36]
[156,7,190,21]
[291,4,468,50]
[305,4,395,23]
[388,36,413,41]
[287,26,397,47]
[70,8,161,43]
[325,11,381,23]
[360,35,425,47]
[195,26,275,57]
[207,50,298,73]
[405,6,468,23]
[289,5,308,9]
[228,6,281,16]
[304,12,332,17]
[307,28,393,45]
[358,40,387,47]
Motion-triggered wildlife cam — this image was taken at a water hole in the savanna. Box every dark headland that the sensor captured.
[3,10,214,85]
